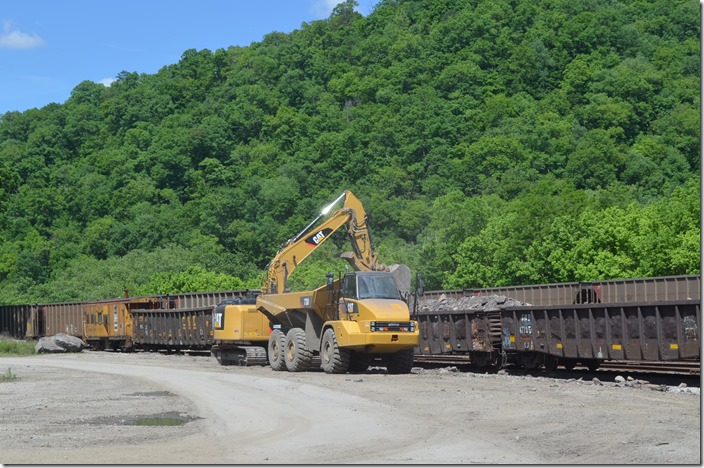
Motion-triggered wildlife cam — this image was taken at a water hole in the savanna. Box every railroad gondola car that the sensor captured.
[500,299,700,371]
[83,296,169,350]
[0,304,35,339]
[132,305,215,352]
[415,275,701,372]
[423,274,701,306]
[84,290,253,351]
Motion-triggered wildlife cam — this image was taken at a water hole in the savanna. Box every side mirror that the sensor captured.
[415,274,425,297]
[326,272,334,291]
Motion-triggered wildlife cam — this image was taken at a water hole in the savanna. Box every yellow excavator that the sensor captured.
[211,297,270,366]
[255,190,419,374]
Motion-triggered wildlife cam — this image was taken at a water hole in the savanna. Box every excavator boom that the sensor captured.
[261,190,380,294]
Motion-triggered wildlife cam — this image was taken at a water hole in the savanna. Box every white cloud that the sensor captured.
[310,0,350,18]
[0,21,45,49]
[98,77,116,87]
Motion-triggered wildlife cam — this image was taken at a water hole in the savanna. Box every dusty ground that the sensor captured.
[0,351,699,465]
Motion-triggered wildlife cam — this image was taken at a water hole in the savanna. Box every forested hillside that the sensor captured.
[0,0,699,303]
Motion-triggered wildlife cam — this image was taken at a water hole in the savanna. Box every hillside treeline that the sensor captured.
[0,0,699,303]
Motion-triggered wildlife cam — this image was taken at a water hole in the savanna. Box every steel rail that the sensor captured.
[412,355,701,376]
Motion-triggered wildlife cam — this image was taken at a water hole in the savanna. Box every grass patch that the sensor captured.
[0,367,17,382]
[0,338,36,356]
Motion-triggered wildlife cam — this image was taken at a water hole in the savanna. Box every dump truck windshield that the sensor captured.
[356,274,401,300]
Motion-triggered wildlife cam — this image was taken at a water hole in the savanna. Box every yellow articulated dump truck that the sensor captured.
[256,190,419,374]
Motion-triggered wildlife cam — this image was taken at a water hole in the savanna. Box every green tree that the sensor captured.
[0,0,700,302]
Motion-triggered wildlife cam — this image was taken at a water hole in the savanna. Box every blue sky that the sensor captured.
[0,0,375,115]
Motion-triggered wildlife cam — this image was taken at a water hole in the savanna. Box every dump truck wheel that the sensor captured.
[284,328,314,372]
[268,329,287,371]
[383,348,414,374]
[320,328,350,374]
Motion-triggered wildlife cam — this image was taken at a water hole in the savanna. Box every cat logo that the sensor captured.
[305,228,334,247]
[312,231,325,244]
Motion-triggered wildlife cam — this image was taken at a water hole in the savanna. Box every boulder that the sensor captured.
[389,264,412,300]
[35,333,86,353]
[35,337,65,353]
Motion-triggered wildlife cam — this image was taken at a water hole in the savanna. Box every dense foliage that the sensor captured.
[0,0,699,303]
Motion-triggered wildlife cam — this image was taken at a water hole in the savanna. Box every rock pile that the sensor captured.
[418,294,526,312]
[35,333,87,353]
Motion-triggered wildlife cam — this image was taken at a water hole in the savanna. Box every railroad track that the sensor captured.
[413,355,701,376]
[598,360,701,375]
[414,355,474,365]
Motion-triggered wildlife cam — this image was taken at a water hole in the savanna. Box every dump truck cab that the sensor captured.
[341,271,401,301]
[327,270,417,353]
[337,271,416,331]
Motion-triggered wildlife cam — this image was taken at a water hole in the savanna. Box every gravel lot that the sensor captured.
[0,351,699,464]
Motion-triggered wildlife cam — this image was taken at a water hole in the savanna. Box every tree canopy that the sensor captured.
[0,0,699,303]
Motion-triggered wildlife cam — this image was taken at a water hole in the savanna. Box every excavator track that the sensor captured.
[213,345,268,366]
[241,346,268,366]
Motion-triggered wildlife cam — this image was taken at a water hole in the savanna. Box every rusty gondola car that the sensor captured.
[82,296,170,350]
[500,299,700,371]
[415,275,701,371]
[131,306,215,352]
[0,304,35,339]
[84,290,252,351]
[31,302,84,339]
[423,274,701,306]
[416,308,504,369]
[84,290,254,351]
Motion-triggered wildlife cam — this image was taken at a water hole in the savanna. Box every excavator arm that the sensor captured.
[261,190,381,294]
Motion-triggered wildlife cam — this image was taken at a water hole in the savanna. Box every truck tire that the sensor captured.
[284,328,314,372]
[268,329,287,371]
[382,348,414,374]
[320,328,350,374]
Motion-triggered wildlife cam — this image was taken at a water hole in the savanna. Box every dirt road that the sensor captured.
[0,352,699,464]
